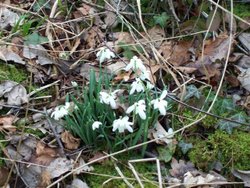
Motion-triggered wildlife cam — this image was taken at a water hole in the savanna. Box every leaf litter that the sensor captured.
[0,1,249,187]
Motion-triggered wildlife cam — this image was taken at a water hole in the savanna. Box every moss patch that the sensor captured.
[189,130,250,174]
[0,63,28,83]
[83,153,159,187]
[233,4,250,18]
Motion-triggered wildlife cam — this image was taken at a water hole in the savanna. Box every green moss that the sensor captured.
[0,63,28,83]
[189,130,250,173]
[201,116,218,129]
[83,153,158,187]
[234,4,250,18]
[0,133,7,167]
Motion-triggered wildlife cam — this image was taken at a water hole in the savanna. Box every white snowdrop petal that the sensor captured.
[129,85,136,95]
[139,110,146,120]
[92,121,102,130]
[110,98,117,109]
[146,81,154,89]
[126,105,135,114]
[160,90,168,100]
[126,125,133,133]
[159,105,166,115]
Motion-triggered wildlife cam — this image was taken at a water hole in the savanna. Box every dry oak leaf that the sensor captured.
[38,170,51,187]
[88,152,107,164]
[141,26,165,48]
[113,32,134,53]
[61,131,80,150]
[160,40,192,66]
[0,115,18,132]
[8,84,28,105]
[46,157,73,178]
[31,154,56,166]
[0,46,25,65]
[83,26,104,49]
[36,141,58,158]
[197,34,235,64]
[0,167,9,186]
[0,7,19,29]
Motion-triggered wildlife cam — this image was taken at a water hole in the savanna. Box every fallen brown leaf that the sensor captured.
[61,131,80,150]
[0,115,18,132]
[36,141,58,158]
[198,34,234,64]
[113,32,134,53]
[0,167,9,186]
[160,40,192,66]
[88,152,107,164]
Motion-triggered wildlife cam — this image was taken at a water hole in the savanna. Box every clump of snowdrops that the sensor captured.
[51,47,171,152]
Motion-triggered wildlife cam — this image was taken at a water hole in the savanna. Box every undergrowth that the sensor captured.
[0,63,27,83]
[83,153,158,188]
[188,130,250,175]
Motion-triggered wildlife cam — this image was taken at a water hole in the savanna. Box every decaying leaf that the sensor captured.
[238,33,250,52]
[39,170,51,187]
[206,10,221,32]
[0,46,25,65]
[113,32,134,53]
[141,26,165,48]
[19,163,42,188]
[36,141,58,158]
[183,171,227,186]
[198,34,234,64]
[23,44,54,65]
[0,115,18,132]
[168,159,227,187]
[61,131,80,150]
[232,169,250,187]
[75,158,94,174]
[88,152,107,164]
[83,27,104,49]
[237,66,250,92]
[160,40,192,66]
[47,157,73,178]
[0,80,28,105]
[68,178,89,188]
[148,121,174,145]
[0,7,20,29]
[0,167,9,186]
[5,84,28,105]
[169,158,196,178]
[106,61,126,75]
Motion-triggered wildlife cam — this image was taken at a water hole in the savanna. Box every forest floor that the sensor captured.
[0,0,250,187]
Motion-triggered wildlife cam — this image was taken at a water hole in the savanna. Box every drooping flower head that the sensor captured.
[92,121,102,130]
[130,78,145,95]
[112,116,133,133]
[51,102,71,120]
[151,90,168,115]
[99,90,119,109]
[125,56,146,72]
[96,47,116,63]
[126,100,146,120]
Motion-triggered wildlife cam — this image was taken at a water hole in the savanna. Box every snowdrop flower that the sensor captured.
[150,90,168,115]
[51,102,71,120]
[139,70,150,81]
[167,128,174,138]
[96,47,115,63]
[146,81,154,90]
[92,121,102,130]
[130,78,145,95]
[112,116,133,133]
[126,100,146,120]
[99,90,118,109]
[71,81,78,87]
[125,56,146,72]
